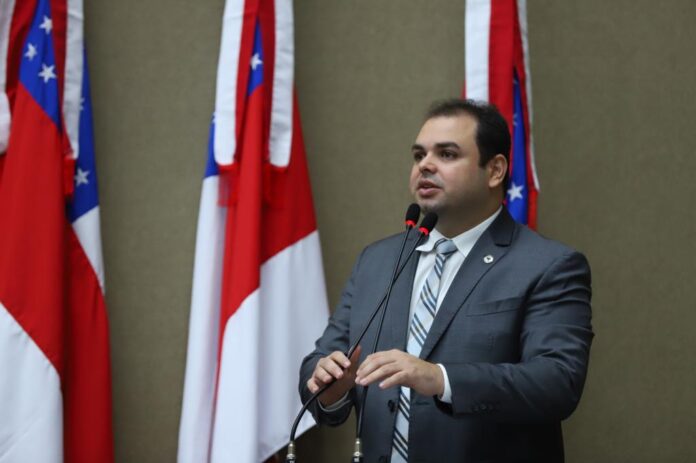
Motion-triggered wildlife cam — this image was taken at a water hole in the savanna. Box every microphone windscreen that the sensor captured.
[419,212,438,234]
[405,203,421,227]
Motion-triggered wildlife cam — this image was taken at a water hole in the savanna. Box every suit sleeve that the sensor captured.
[441,251,593,422]
[298,249,365,426]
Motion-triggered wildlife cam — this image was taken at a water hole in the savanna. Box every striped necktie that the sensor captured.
[391,238,458,462]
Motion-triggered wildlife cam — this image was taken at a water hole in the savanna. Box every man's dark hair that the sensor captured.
[425,98,511,190]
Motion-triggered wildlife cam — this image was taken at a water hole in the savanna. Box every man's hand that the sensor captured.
[355,349,444,397]
[307,345,362,407]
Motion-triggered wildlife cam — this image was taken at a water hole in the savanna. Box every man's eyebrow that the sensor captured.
[434,142,460,149]
[411,142,461,151]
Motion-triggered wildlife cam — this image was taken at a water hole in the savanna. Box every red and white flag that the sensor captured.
[177,0,329,461]
[465,0,539,228]
[0,0,114,461]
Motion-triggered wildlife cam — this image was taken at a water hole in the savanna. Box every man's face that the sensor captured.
[409,114,491,221]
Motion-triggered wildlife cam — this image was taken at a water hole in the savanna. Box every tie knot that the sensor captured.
[434,238,457,257]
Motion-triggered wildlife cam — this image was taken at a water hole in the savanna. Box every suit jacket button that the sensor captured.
[480,404,487,411]
[387,400,396,413]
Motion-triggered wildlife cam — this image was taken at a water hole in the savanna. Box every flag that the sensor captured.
[0,0,114,461]
[177,0,329,461]
[465,0,539,228]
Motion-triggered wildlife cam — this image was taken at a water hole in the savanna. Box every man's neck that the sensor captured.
[437,204,502,238]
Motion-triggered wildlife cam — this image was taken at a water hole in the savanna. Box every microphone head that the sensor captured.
[418,212,438,235]
[404,203,421,228]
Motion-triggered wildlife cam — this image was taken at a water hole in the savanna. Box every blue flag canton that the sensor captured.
[67,53,100,222]
[247,22,264,96]
[19,0,60,127]
[203,21,264,180]
[507,72,529,225]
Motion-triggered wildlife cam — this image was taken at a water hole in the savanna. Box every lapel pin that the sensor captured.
[483,255,494,264]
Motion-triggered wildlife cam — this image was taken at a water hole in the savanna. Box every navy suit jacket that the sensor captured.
[299,208,593,462]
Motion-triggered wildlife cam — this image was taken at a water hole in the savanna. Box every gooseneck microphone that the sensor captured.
[352,209,437,461]
[286,207,438,462]
[350,203,421,462]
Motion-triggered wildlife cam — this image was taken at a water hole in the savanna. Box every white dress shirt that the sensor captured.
[320,207,502,410]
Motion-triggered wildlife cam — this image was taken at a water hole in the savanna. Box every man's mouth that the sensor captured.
[416,179,441,197]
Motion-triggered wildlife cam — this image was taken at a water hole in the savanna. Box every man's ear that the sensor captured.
[487,154,508,188]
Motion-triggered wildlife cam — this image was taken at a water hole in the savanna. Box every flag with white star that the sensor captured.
[465,0,540,228]
[19,5,60,125]
[178,2,329,462]
[0,0,113,461]
[67,52,101,228]
[507,73,532,223]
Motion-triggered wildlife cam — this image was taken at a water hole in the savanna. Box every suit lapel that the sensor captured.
[419,209,516,360]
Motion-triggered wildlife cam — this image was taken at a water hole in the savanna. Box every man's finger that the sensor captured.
[319,357,345,379]
[317,366,335,384]
[329,351,352,368]
[355,355,377,377]
[379,370,407,389]
[357,351,395,378]
[357,362,399,386]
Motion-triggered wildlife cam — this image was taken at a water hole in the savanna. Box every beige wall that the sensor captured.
[85,0,696,461]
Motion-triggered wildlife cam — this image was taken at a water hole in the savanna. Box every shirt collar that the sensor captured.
[416,206,503,256]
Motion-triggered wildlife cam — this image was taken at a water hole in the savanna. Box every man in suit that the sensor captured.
[299,99,593,462]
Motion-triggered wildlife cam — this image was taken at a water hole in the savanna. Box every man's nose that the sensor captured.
[417,152,436,173]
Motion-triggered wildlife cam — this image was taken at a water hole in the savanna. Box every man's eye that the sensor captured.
[441,150,456,159]
[413,152,425,161]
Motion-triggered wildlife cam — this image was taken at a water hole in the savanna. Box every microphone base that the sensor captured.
[351,438,364,463]
[285,441,297,462]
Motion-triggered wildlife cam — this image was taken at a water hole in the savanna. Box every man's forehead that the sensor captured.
[415,114,477,145]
